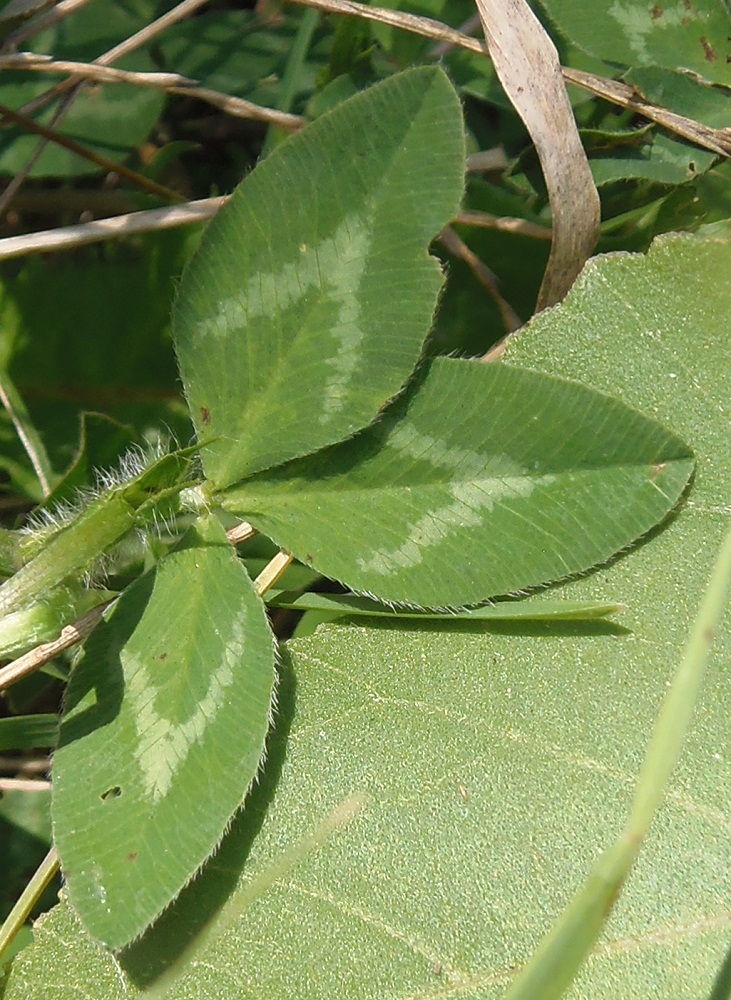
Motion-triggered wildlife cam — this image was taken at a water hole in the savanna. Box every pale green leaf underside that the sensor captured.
[540,0,730,85]
[268,589,624,621]
[221,357,693,607]
[174,65,465,488]
[51,514,275,950]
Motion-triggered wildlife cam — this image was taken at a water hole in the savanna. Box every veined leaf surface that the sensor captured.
[174,66,465,488]
[51,515,276,950]
[7,234,731,1000]
[220,357,693,607]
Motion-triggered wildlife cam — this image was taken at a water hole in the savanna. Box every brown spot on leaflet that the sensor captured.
[100,786,122,801]
[700,36,717,61]
[200,406,211,426]
[650,5,663,18]
[128,853,138,862]
[649,462,667,479]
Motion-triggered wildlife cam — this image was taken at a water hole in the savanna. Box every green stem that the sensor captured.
[0,494,136,618]
[0,846,59,967]
[262,7,320,156]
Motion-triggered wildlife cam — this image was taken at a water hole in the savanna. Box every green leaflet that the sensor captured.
[220,357,694,607]
[539,0,730,86]
[173,65,465,488]
[51,515,276,950]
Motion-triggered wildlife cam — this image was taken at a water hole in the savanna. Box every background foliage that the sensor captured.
[0,0,729,997]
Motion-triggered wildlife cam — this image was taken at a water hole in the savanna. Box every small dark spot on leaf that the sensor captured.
[699,36,717,61]
[432,964,442,976]
[683,0,692,10]
[101,786,122,801]
[704,626,716,643]
[200,406,211,426]
[305,553,314,564]
[159,651,168,661]
[128,852,138,862]
[650,4,663,18]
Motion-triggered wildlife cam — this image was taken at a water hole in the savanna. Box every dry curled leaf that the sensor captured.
[474,0,600,311]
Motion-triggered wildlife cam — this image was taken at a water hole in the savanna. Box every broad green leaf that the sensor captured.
[51,515,276,950]
[173,66,465,488]
[220,356,693,606]
[539,0,731,86]
[5,235,731,1000]
[268,589,624,620]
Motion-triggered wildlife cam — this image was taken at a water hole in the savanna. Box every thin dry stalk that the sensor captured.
[0,197,227,260]
[0,777,51,792]
[456,209,553,241]
[0,101,184,204]
[227,521,257,546]
[438,224,522,334]
[0,53,197,88]
[1,53,305,127]
[287,0,730,158]
[3,0,213,217]
[0,603,109,693]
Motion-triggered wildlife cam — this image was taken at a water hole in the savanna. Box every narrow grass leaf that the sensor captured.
[268,590,624,621]
[221,356,693,607]
[0,713,58,750]
[174,66,465,488]
[51,514,276,950]
[503,519,731,1000]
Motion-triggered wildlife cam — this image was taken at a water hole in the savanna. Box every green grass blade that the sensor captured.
[0,713,59,751]
[268,590,624,621]
[503,520,731,1000]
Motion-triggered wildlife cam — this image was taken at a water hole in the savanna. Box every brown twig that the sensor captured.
[0,602,109,693]
[438,224,523,334]
[287,0,730,159]
[1,0,213,218]
[455,209,553,240]
[0,101,185,204]
[0,196,227,259]
[0,53,306,128]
